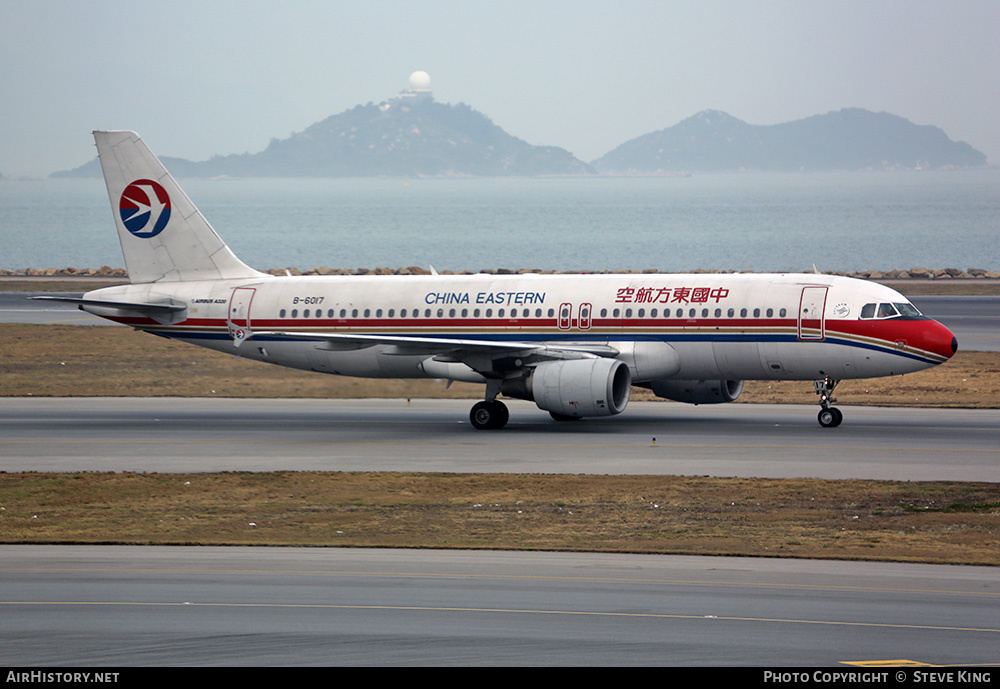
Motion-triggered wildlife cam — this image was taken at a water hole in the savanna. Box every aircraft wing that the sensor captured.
[246,329,619,360]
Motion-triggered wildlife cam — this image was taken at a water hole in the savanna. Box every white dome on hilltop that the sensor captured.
[408,71,431,90]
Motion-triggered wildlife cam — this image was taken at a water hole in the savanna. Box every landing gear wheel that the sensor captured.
[470,400,509,430]
[817,407,843,428]
[814,376,843,428]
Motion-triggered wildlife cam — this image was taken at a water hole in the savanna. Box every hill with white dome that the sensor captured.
[55,72,593,178]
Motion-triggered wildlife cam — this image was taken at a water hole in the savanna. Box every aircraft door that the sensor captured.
[798,286,828,340]
[228,287,256,344]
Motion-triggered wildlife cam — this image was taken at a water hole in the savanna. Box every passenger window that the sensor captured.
[753,308,760,318]
[375,309,382,318]
[766,308,773,318]
[279,309,286,318]
[364,309,370,318]
[714,308,722,318]
[387,309,394,318]
[779,308,786,318]
[650,308,657,318]
[637,308,645,318]
[304,309,310,318]
[740,308,747,318]
[728,308,735,318]
[600,308,607,318]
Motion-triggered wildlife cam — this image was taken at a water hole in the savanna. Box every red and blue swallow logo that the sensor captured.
[120,179,171,238]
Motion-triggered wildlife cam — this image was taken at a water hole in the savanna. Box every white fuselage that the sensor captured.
[86,271,955,384]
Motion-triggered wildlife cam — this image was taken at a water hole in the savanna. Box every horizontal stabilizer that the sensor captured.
[29,295,187,324]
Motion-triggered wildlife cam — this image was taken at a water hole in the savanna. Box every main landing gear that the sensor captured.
[470,399,509,430]
[814,376,843,428]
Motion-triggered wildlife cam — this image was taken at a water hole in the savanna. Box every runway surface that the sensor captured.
[2,291,999,350]
[2,545,997,667]
[2,398,997,481]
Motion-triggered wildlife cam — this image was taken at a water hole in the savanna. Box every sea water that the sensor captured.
[1,170,997,273]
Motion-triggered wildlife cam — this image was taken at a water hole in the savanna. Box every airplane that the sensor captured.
[33,130,958,430]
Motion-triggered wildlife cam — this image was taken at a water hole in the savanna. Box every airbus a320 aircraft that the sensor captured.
[35,131,958,429]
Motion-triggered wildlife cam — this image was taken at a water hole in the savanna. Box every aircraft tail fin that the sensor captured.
[94,130,267,284]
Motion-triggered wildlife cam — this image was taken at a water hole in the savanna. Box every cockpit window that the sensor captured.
[894,302,921,317]
[861,301,923,320]
[877,303,899,318]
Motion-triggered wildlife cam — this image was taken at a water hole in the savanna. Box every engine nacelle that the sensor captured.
[649,379,744,405]
[502,358,632,418]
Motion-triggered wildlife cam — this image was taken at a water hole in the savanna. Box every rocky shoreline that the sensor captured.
[2,265,998,279]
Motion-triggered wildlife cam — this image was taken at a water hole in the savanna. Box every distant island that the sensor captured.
[53,72,593,179]
[52,73,987,178]
[593,109,987,173]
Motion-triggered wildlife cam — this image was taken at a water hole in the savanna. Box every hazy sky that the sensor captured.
[2,0,998,176]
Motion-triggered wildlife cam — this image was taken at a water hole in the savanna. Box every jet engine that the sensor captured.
[502,358,632,418]
[648,379,744,405]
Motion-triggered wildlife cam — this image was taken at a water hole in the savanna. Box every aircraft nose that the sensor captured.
[924,319,958,360]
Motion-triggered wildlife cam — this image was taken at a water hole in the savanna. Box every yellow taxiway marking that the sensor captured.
[0,437,995,454]
[2,600,999,634]
[3,566,999,599]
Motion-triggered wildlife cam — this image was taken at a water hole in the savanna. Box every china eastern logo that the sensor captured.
[119,179,171,238]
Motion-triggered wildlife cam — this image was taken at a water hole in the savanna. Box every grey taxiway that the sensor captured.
[2,545,998,667]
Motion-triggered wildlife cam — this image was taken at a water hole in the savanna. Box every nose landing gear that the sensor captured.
[814,376,843,427]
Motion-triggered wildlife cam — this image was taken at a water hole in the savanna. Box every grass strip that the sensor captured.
[1,472,998,565]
